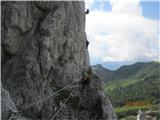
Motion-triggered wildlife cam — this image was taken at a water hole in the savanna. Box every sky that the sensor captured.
[85,0,159,70]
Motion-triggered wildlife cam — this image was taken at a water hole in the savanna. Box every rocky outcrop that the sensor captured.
[137,110,158,120]
[1,1,116,120]
[1,86,17,119]
[1,86,28,120]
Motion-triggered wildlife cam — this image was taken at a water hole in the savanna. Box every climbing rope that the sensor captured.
[32,85,71,105]
[26,85,71,109]
[50,88,74,120]
[25,80,79,110]
[20,79,82,119]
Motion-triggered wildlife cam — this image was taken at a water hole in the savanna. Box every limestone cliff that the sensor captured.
[1,1,116,120]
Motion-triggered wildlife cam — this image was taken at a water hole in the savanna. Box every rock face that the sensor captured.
[1,1,116,120]
[1,86,17,119]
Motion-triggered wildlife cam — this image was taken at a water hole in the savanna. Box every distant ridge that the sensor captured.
[92,62,160,82]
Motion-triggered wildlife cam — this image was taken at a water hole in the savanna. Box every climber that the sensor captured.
[79,69,92,92]
[85,9,89,14]
[86,40,89,49]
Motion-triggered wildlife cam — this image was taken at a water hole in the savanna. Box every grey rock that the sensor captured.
[137,110,157,120]
[1,1,116,120]
[137,110,147,120]
[1,86,29,120]
[1,86,18,120]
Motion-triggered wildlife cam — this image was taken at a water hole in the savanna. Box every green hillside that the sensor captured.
[104,79,138,91]
[93,62,160,119]
[107,75,160,107]
[100,62,160,107]
[107,75,160,119]
[92,64,113,81]
[92,62,159,82]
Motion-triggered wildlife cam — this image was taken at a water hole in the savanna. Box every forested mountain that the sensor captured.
[93,62,160,119]
[108,75,160,107]
[92,62,160,106]
[92,62,159,82]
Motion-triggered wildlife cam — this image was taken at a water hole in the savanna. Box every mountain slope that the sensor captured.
[92,62,160,82]
[92,64,113,80]
[93,62,160,120]
[107,75,160,107]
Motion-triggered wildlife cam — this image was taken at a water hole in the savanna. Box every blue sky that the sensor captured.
[85,0,159,70]
[141,1,159,20]
[88,1,159,20]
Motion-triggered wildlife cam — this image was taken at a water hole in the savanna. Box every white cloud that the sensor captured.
[110,0,142,15]
[86,0,159,62]
[85,0,94,9]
